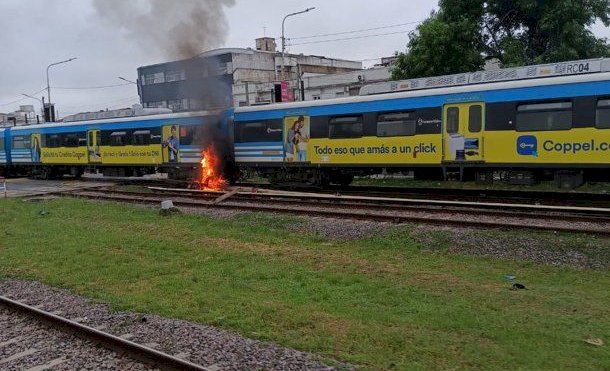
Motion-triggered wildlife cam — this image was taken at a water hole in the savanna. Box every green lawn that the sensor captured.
[0,198,608,370]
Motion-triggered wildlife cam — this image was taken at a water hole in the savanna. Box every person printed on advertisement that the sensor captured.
[295,116,309,162]
[163,125,180,163]
[32,136,41,163]
[285,121,298,162]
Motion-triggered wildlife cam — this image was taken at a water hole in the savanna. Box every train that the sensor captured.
[1,57,609,187]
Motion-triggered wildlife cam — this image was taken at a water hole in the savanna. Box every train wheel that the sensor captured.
[40,167,52,180]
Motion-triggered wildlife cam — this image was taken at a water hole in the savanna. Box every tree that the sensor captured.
[392,0,610,80]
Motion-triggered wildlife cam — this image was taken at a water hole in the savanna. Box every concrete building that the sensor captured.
[0,105,39,127]
[137,38,363,111]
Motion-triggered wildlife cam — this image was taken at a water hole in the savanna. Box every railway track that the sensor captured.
[236,182,610,207]
[59,187,610,236]
[0,296,211,371]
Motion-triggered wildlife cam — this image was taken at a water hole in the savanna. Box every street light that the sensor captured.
[46,57,77,105]
[118,76,137,84]
[281,7,316,80]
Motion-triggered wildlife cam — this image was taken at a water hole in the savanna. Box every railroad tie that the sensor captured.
[25,357,67,371]
[0,336,25,348]
[0,348,39,364]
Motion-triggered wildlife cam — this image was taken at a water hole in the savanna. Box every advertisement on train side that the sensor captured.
[308,135,442,165]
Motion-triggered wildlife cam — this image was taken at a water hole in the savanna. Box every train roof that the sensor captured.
[236,68,610,115]
[8,110,220,133]
[361,58,610,95]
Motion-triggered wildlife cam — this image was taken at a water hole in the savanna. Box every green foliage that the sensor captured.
[392,0,610,79]
[1,198,609,370]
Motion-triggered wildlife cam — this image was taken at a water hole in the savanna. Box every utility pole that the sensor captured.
[281,7,315,81]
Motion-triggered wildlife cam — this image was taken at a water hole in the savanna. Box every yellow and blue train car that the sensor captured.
[233,60,610,185]
[2,111,226,179]
[0,128,7,175]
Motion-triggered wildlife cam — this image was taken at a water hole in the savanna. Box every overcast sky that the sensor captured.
[1,0,609,118]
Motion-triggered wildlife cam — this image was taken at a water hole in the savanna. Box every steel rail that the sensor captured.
[0,296,213,371]
[146,186,610,216]
[92,189,610,223]
[62,191,610,236]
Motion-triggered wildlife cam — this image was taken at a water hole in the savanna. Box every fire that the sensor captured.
[198,146,228,191]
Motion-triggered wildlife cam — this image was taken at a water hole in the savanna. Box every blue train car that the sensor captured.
[233,59,610,185]
[7,110,227,179]
[0,128,7,175]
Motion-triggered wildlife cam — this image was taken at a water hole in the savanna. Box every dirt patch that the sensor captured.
[289,217,394,241]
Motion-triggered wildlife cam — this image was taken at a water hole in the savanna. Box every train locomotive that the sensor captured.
[1,58,609,187]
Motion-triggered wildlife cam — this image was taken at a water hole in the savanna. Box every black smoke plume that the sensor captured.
[92,0,236,59]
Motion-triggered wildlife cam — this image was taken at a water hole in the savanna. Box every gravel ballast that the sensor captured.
[0,280,342,371]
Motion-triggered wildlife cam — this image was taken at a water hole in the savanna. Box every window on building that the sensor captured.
[329,116,363,139]
[516,101,572,131]
[235,121,283,143]
[109,131,130,146]
[167,99,188,111]
[377,112,416,137]
[145,101,167,109]
[132,130,151,146]
[12,135,31,149]
[165,70,185,82]
[446,107,459,134]
[596,99,610,129]
[143,72,165,85]
[469,105,483,133]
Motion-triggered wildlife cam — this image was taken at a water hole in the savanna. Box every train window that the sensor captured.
[109,131,130,146]
[447,107,459,133]
[376,112,416,137]
[64,133,81,148]
[12,136,31,149]
[235,120,283,143]
[596,99,610,129]
[469,105,482,133]
[45,134,62,148]
[180,126,197,146]
[133,130,151,146]
[329,116,363,139]
[516,102,572,131]
[150,128,162,144]
[0,137,4,151]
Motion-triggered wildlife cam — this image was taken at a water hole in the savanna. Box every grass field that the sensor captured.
[0,198,608,370]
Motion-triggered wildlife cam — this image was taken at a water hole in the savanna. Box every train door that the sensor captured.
[87,130,101,163]
[443,102,485,161]
[31,133,42,163]
[162,125,180,163]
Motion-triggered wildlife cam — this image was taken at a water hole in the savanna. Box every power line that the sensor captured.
[60,96,140,111]
[289,21,421,40]
[288,29,413,46]
[0,88,46,107]
[52,83,134,90]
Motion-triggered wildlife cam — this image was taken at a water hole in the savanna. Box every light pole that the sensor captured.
[46,57,77,105]
[118,76,137,84]
[281,7,315,81]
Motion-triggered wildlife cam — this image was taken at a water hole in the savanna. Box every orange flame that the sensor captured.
[198,146,228,191]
